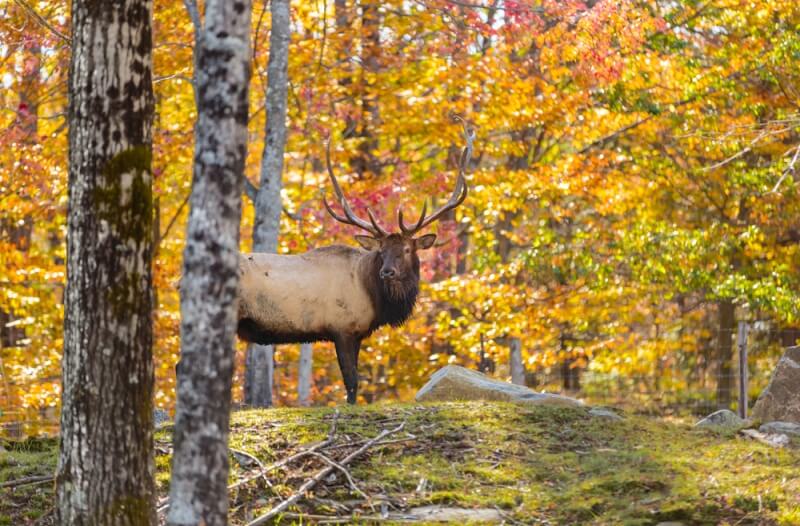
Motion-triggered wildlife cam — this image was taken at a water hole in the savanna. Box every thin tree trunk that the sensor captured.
[716,299,736,409]
[57,0,156,524]
[166,1,252,524]
[298,343,313,406]
[245,344,274,406]
[509,337,525,386]
[245,0,291,408]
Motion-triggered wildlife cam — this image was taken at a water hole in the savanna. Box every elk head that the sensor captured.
[323,120,475,296]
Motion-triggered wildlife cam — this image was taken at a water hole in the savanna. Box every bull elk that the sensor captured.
[237,122,475,404]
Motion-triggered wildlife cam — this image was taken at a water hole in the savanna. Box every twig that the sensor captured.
[268,512,419,524]
[769,144,800,193]
[157,411,340,516]
[323,436,416,450]
[0,474,53,488]
[229,447,273,489]
[309,451,373,508]
[157,192,191,251]
[245,421,406,526]
[13,0,71,44]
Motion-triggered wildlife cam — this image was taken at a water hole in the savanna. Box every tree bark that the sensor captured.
[298,343,313,406]
[245,0,290,408]
[166,1,252,524]
[716,299,736,409]
[244,344,274,407]
[57,0,156,524]
[509,337,525,386]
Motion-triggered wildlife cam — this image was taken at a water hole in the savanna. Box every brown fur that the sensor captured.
[236,235,428,403]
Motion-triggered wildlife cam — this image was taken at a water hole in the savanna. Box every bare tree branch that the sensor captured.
[13,0,71,44]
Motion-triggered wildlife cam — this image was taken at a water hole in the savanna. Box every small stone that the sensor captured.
[589,408,623,420]
[695,409,745,429]
[415,365,582,407]
[409,505,503,523]
[759,421,800,436]
[656,522,686,526]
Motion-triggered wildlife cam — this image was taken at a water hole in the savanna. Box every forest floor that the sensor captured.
[1,402,799,525]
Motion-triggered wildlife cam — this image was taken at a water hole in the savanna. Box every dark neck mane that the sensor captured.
[362,251,419,332]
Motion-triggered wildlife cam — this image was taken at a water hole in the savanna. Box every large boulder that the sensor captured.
[752,346,800,424]
[415,365,583,407]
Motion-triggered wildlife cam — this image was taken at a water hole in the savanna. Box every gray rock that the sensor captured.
[740,428,790,448]
[759,421,800,436]
[695,409,745,429]
[153,408,171,427]
[408,505,503,523]
[656,523,686,526]
[589,408,623,420]
[415,365,583,407]
[752,346,800,424]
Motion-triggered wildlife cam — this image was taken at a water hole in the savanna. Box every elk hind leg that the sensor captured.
[334,335,361,404]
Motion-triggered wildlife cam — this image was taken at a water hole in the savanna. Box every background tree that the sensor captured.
[166,0,253,524]
[244,0,291,408]
[56,0,157,523]
[1,0,799,426]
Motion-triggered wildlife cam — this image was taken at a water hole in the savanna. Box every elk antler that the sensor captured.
[323,141,389,238]
[398,117,475,236]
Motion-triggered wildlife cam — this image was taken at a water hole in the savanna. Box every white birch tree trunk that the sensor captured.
[298,343,313,406]
[509,337,526,386]
[166,1,252,524]
[245,0,290,407]
[57,0,157,524]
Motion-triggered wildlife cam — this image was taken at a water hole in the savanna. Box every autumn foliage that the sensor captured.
[1,0,799,434]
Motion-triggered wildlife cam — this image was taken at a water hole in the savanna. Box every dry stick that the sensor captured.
[245,421,406,526]
[157,411,340,515]
[267,511,419,524]
[323,436,416,451]
[309,451,373,509]
[0,474,54,489]
[230,447,274,490]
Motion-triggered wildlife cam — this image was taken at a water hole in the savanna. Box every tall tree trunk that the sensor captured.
[244,0,290,408]
[716,299,736,409]
[57,0,156,524]
[298,343,312,406]
[353,1,381,178]
[166,1,252,524]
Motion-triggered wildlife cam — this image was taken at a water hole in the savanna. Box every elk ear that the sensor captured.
[355,235,381,251]
[415,233,437,250]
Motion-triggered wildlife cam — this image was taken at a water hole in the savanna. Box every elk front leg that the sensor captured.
[334,335,361,404]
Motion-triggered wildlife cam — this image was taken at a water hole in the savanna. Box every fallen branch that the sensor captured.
[265,511,420,524]
[245,421,406,526]
[0,474,53,489]
[309,451,373,508]
[157,411,340,515]
[323,436,416,451]
[230,447,273,490]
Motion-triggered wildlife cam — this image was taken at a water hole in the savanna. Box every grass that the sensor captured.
[2,402,799,525]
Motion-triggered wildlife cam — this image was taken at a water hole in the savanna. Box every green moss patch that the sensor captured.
[4,402,800,525]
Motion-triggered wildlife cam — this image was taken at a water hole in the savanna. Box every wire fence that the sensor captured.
[0,323,794,438]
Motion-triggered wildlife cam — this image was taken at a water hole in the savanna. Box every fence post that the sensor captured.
[737,321,749,419]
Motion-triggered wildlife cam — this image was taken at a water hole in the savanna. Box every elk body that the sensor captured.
[236,123,475,404]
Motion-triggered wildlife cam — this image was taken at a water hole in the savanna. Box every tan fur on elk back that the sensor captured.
[237,246,375,337]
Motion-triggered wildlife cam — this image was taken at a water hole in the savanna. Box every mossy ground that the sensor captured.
[3,402,799,525]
